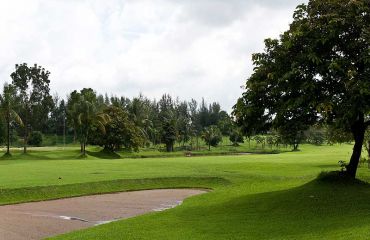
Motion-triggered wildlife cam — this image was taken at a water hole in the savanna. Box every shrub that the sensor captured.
[28,131,43,146]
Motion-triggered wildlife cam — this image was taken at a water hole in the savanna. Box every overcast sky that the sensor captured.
[0,0,307,111]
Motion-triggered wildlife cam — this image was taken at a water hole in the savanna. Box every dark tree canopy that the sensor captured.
[89,106,145,152]
[233,0,370,178]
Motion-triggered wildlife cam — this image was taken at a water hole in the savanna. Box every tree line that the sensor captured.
[0,63,242,156]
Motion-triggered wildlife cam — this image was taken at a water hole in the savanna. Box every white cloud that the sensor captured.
[0,0,307,111]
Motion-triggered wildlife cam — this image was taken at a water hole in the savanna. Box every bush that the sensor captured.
[28,131,43,146]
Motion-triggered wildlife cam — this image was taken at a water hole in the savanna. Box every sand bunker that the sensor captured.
[0,189,206,240]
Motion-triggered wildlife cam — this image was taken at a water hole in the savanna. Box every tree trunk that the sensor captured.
[166,143,172,152]
[293,143,299,151]
[6,112,10,155]
[83,141,86,156]
[73,128,77,144]
[346,118,366,178]
[196,136,199,150]
[23,119,28,154]
[367,141,370,158]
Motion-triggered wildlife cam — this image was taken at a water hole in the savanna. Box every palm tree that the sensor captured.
[74,98,110,156]
[0,83,23,155]
[202,126,222,151]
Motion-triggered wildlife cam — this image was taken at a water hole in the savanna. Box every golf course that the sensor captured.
[0,143,369,239]
[0,0,369,239]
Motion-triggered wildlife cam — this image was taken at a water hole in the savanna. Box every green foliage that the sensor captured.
[159,94,177,152]
[233,0,370,176]
[28,131,43,146]
[305,126,325,145]
[0,83,23,154]
[338,160,347,172]
[253,135,266,148]
[325,125,352,145]
[202,125,222,150]
[89,106,145,152]
[10,63,53,152]
[67,88,109,156]
[229,129,244,146]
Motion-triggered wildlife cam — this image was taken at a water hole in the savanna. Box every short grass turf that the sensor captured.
[1,144,370,239]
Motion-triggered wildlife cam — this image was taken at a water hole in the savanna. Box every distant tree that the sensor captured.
[47,95,66,135]
[202,125,222,150]
[233,0,370,178]
[158,94,177,152]
[0,83,23,155]
[89,106,144,152]
[217,111,233,136]
[176,101,191,147]
[189,99,202,150]
[265,135,277,149]
[305,126,325,145]
[28,131,43,146]
[11,63,52,153]
[253,135,266,149]
[66,90,82,143]
[229,128,244,146]
[277,122,306,151]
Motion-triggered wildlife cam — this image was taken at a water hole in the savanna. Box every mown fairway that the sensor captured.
[2,144,370,239]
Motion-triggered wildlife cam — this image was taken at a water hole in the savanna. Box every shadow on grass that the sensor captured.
[0,152,13,160]
[174,171,370,239]
[86,149,121,159]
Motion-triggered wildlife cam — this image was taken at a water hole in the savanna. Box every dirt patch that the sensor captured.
[0,189,206,240]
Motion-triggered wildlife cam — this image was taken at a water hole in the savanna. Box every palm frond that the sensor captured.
[10,110,24,127]
[96,121,106,134]
[96,113,111,125]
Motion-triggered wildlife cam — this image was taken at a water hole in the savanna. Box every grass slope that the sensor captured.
[0,177,228,205]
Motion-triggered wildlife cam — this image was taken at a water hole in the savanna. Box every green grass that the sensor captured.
[1,143,370,239]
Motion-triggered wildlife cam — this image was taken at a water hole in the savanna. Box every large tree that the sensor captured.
[69,88,109,156]
[10,63,53,153]
[233,0,370,178]
[0,83,23,155]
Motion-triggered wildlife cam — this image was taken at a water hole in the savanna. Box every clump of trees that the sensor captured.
[89,106,144,152]
[233,0,370,178]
